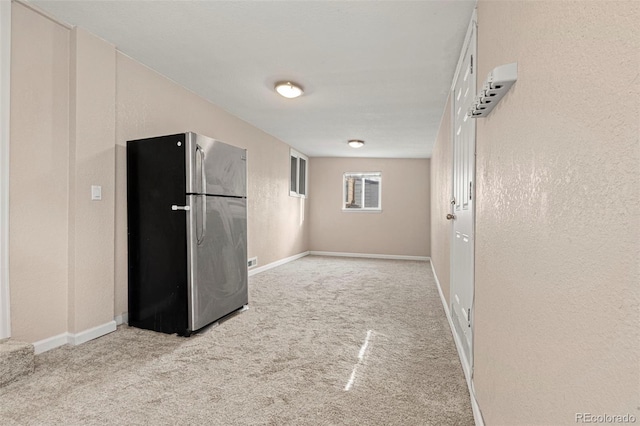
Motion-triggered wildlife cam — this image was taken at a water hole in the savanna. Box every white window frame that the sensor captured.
[342,172,382,212]
[289,149,308,198]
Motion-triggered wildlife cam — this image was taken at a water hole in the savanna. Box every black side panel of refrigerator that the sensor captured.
[127,133,189,335]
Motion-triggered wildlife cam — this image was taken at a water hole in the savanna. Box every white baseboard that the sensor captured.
[33,332,70,355]
[115,313,128,326]
[248,251,309,277]
[430,261,484,426]
[310,251,429,261]
[69,320,116,346]
[33,320,117,355]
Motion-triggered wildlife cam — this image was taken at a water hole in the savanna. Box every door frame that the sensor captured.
[449,8,477,384]
[0,0,11,339]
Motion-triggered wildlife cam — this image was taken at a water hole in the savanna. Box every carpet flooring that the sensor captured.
[0,256,474,425]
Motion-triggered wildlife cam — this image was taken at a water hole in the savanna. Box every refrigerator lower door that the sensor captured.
[187,195,248,331]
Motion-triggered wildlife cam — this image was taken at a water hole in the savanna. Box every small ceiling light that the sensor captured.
[275,81,304,99]
[348,139,365,148]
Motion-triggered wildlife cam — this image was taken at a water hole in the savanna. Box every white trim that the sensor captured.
[69,320,116,346]
[340,209,382,214]
[430,261,484,426]
[343,171,382,176]
[248,251,309,277]
[33,321,117,355]
[33,332,70,355]
[310,251,429,262]
[115,313,129,326]
[0,0,11,339]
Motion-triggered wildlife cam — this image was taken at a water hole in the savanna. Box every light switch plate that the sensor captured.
[91,185,102,201]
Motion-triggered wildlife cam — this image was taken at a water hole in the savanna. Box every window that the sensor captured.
[290,149,308,197]
[343,172,381,211]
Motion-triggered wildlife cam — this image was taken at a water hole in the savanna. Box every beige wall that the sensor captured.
[309,158,429,257]
[114,54,309,317]
[429,1,639,423]
[67,27,116,333]
[10,4,117,342]
[10,3,70,342]
[9,3,309,343]
[430,96,452,304]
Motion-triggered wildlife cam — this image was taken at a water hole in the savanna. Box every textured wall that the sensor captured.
[473,1,639,423]
[10,5,117,342]
[114,54,309,317]
[430,95,452,303]
[9,3,70,341]
[309,158,429,257]
[67,27,116,333]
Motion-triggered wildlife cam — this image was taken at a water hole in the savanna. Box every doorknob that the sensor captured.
[446,213,456,220]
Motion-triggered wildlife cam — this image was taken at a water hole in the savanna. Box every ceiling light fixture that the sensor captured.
[348,139,365,148]
[274,81,304,99]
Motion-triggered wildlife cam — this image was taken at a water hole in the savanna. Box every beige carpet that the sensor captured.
[0,256,474,425]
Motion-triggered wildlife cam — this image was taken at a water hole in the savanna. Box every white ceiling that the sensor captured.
[30,0,476,158]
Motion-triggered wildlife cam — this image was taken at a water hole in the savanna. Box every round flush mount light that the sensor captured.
[275,81,304,99]
[348,139,365,148]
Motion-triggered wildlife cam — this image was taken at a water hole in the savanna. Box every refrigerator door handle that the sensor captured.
[196,145,207,245]
[197,195,206,245]
[196,144,207,193]
[171,205,191,211]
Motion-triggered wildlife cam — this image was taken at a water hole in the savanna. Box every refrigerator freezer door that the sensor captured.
[187,195,248,331]
[186,133,247,197]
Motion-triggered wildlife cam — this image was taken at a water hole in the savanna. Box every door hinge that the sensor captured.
[468,309,471,327]
[469,181,473,201]
[470,55,474,74]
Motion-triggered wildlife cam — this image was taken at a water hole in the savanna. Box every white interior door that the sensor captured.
[450,22,476,371]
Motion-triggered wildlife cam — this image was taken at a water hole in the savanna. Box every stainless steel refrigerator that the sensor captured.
[127,132,248,336]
